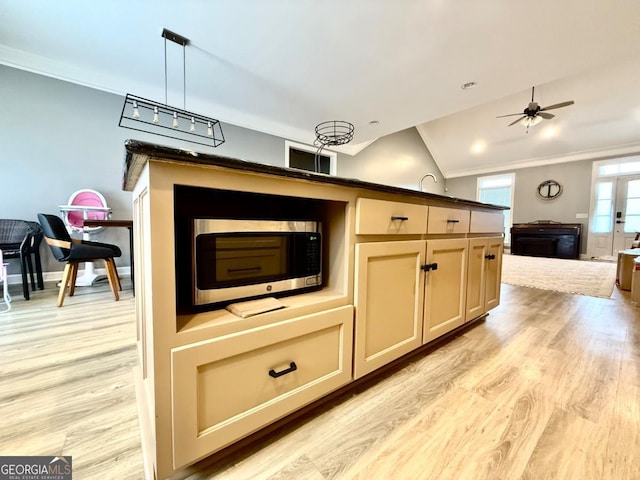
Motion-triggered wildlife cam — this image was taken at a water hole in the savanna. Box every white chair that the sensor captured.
[0,249,11,313]
[59,189,112,286]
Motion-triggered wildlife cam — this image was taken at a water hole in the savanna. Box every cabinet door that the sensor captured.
[171,305,354,469]
[465,237,504,321]
[354,241,425,378]
[484,237,503,311]
[423,238,468,343]
[466,238,488,321]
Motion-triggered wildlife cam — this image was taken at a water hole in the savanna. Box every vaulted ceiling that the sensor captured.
[1,0,639,178]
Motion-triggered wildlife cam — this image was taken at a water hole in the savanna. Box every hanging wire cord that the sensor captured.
[162,29,189,108]
[313,121,355,173]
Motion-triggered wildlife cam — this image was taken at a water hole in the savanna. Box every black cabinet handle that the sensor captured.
[391,216,409,221]
[446,219,460,223]
[269,362,297,378]
[484,254,496,260]
[421,263,438,272]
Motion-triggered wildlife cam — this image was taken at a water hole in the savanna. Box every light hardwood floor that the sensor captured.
[0,279,638,480]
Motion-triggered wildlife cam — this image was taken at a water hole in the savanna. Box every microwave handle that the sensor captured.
[227,266,262,274]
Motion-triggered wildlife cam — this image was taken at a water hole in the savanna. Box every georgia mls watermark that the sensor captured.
[0,456,72,480]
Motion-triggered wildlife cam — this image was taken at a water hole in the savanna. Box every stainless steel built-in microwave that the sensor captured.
[192,219,322,306]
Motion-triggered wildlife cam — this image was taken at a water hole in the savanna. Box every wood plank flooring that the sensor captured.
[0,280,639,479]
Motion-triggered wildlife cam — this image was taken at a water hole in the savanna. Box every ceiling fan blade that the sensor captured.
[508,116,526,126]
[538,112,555,120]
[496,113,525,118]
[540,100,575,111]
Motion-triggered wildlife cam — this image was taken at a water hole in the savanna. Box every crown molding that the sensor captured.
[445,142,640,178]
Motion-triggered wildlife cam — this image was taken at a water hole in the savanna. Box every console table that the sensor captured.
[510,221,581,259]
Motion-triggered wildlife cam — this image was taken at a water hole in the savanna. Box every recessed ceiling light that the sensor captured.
[369,120,380,125]
[461,81,477,90]
[470,140,486,154]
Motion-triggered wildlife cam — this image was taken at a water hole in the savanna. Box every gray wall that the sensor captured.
[1,65,444,277]
[338,127,445,195]
[0,65,288,275]
[446,160,594,253]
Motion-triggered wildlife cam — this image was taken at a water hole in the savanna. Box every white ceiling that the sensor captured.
[1,0,639,178]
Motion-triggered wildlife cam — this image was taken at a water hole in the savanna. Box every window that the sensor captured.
[598,160,640,177]
[592,180,614,233]
[477,173,514,244]
[284,140,337,175]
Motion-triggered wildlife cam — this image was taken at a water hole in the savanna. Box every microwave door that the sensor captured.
[196,234,290,289]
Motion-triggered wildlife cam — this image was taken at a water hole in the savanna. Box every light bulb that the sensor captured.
[190,117,196,132]
[207,121,213,137]
[520,115,543,127]
[172,112,179,128]
[152,106,159,124]
[132,101,140,119]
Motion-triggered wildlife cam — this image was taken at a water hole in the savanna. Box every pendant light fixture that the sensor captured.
[119,29,224,147]
[313,120,355,173]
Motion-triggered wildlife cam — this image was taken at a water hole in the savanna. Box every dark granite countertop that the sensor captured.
[122,139,507,211]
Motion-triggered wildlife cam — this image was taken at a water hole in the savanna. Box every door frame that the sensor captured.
[587,157,640,258]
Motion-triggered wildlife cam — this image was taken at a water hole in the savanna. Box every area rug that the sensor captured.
[501,254,617,298]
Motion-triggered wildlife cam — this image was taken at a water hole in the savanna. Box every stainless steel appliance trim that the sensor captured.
[195,275,322,305]
[192,218,322,306]
[194,219,320,234]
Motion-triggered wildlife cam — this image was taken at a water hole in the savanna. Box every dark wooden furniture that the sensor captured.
[510,221,581,259]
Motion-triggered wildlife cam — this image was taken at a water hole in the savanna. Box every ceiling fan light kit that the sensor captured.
[497,86,574,132]
[119,28,225,148]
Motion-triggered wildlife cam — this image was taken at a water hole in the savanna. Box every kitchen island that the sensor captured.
[123,139,507,479]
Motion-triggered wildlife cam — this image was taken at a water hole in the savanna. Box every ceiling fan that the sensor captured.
[497,86,574,131]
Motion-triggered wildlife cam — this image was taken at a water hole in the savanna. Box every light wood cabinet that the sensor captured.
[171,305,353,468]
[125,145,506,479]
[427,206,470,234]
[353,241,425,378]
[355,198,428,235]
[466,237,503,321]
[470,211,505,234]
[422,238,469,343]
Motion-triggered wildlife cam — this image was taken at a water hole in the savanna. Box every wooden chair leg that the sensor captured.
[112,259,122,291]
[57,263,73,307]
[69,262,79,297]
[104,259,120,301]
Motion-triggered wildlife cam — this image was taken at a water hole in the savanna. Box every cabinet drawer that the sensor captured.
[171,305,354,469]
[470,211,505,233]
[427,207,470,234]
[356,198,427,235]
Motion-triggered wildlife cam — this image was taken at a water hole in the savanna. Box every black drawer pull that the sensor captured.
[391,216,409,221]
[446,219,460,223]
[421,263,438,272]
[269,362,298,378]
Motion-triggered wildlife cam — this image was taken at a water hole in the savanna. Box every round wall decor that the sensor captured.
[537,179,563,200]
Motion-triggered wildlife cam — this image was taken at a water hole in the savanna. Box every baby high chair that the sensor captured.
[59,189,112,286]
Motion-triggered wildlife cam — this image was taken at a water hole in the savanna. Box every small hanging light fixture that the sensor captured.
[312,120,355,173]
[119,28,224,147]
